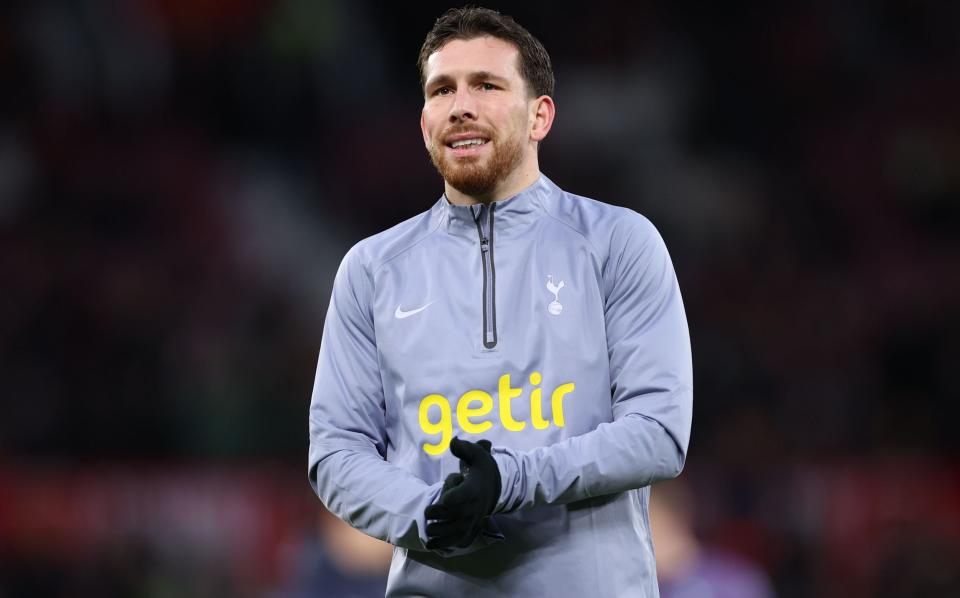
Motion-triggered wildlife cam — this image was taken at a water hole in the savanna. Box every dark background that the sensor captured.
[1,1,958,596]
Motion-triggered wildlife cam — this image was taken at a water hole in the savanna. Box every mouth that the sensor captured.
[446,137,489,149]
[444,136,490,157]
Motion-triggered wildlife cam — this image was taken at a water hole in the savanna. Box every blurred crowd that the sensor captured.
[0,0,958,596]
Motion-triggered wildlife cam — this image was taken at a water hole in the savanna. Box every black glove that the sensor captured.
[424,437,502,549]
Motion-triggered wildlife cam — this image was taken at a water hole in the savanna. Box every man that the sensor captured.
[309,7,692,597]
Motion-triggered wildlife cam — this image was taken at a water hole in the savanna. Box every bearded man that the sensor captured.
[308,7,693,597]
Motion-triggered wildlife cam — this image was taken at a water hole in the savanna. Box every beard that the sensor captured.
[427,129,525,199]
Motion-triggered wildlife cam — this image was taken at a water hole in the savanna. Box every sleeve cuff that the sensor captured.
[491,448,519,514]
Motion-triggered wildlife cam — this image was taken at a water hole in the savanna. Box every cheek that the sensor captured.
[422,107,443,137]
[500,109,528,141]
[508,103,530,130]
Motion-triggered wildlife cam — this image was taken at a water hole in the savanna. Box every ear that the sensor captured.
[529,95,556,143]
[420,111,430,148]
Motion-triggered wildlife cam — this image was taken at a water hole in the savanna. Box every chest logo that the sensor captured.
[395,301,434,319]
[418,372,576,455]
[546,275,565,315]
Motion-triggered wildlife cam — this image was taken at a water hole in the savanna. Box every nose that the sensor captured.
[449,89,478,122]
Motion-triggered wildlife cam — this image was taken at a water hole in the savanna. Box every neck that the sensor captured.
[444,160,541,206]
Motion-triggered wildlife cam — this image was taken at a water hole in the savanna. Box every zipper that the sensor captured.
[472,203,497,349]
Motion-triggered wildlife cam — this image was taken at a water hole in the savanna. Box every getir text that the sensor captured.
[418,372,575,455]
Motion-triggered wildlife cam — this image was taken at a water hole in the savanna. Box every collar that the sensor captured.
[431,174,555,240]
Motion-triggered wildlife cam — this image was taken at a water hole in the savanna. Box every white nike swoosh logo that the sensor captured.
[394,301,435,319]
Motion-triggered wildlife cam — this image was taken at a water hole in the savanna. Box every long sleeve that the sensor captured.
[308,245,443,550]
[493,214,693,513]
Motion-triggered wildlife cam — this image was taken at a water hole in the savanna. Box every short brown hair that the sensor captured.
[418,7,555,99]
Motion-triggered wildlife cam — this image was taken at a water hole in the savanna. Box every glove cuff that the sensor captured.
[428,516,505,558]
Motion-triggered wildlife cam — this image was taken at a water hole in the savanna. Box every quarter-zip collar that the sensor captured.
[432,174,554,240]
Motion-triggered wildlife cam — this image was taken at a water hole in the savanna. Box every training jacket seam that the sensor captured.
[539,203,604,265]
[370,215,444,277]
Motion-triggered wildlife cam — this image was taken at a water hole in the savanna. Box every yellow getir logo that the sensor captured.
[418,372,575,455]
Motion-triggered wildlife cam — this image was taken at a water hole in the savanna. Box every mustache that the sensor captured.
[441,126,495,142]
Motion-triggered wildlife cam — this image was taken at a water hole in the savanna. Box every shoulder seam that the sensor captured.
[613,219,644,279]
[370,213,444,276]
[539,194,603,258]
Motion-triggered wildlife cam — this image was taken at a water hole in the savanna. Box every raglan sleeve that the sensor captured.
[492,213,693,512]
[308,245,446,550]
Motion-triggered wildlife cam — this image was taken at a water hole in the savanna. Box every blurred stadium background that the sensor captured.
[1,1,958,596]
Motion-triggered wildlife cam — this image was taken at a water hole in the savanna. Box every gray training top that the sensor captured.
[309,174,693,597]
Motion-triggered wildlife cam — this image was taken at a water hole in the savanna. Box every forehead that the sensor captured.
[424,36,521,83]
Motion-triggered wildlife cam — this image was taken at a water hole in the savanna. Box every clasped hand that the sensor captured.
[424,437,502,549]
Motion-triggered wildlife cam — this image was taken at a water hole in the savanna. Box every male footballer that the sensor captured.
[308,7,693,596]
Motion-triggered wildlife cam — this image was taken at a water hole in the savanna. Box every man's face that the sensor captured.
[421,36,535,198]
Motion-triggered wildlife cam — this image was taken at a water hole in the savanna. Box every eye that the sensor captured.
[433,86,453,96]
[480,82,498,91]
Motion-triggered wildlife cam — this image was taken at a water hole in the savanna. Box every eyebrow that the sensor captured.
[425,71,510,91]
